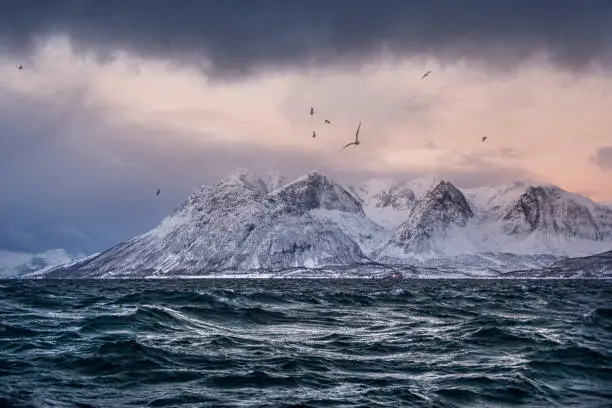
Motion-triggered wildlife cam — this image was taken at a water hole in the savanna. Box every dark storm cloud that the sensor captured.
[592,146,612,171]
[2,0,612,78]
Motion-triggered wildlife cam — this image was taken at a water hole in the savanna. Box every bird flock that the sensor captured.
[307,70,488,151]
[308,107,334,140]
[15,65,488,197]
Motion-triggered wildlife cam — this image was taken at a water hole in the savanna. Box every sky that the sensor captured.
[1,0,612,254]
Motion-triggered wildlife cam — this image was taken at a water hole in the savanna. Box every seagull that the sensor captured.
[156,189,161,196]
[312,130,316,139]
[324,119,331,124]
[17,64,23,71]
[421,70,431,79]
[342,121,362,149]
[482,136,488,143]
[310,107,315,116]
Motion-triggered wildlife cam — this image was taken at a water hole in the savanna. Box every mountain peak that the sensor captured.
[217,168,267,193]
[216,168,292,195]
[272,171,364,215]
[501,184,609,240]
[261,170,289,193]
[302,169,327,181]
[375,178,474,255]
[426,180,474,216]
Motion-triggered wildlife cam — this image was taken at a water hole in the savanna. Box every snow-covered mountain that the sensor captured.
[348,174,442,229]
[45,170,369,278]
[352,176,612,262]
[44,169,612,278]
[0,249,86,278]
[375,180,475,257]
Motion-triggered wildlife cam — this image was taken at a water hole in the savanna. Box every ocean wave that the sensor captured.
[0,279,610,407]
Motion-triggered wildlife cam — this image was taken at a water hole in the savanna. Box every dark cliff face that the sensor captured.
[503,187,558,231]
[399,181,473,238]
[385,181,474,252]
[503,186,603,239]
[271,171,365,215]
[425,180,474,220]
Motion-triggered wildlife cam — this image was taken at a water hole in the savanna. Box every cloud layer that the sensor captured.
[2,0,612,78]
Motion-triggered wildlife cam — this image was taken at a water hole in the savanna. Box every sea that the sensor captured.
[0,279,611,408]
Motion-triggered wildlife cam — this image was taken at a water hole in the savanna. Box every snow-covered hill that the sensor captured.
[44,169,612,278]
[0,249,85,278]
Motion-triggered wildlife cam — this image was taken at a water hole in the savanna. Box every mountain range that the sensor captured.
[43,169,612,279]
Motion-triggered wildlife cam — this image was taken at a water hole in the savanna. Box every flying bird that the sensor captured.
[310,107,315,116]
[342,121,362,149]
[324,119,331,124]
[17,64,23,71]
[312,131,316,139]
[482,136,488,143]
[156,189,161,196]
[421,70,431,79]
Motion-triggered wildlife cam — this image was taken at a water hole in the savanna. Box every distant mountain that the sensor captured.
[43,169,612,278]
[0,249,86,278]
[503,250,612,279]
[360,177,612,261]
[349,174,441,229]
[375,180,475,257]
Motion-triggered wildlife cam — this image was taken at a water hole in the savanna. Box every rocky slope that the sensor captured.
[375,181,475,257]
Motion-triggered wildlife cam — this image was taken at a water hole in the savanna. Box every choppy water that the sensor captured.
[1,279,611,408]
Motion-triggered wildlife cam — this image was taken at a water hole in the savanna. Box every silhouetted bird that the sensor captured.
[312,131,316,139]
[324,119,331,124]
[342,121,362,149]
[156,189,161,196]
[310,107,315,116]
[17,64,23,71]
[482,136,487,143]
[421,70,431,79]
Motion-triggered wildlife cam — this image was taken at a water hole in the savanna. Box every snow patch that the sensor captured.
[310,208,393,256]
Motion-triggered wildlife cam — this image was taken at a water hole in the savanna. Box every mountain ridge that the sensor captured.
[42,169,612,278]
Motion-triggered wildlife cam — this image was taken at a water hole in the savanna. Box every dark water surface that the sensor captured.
[1,279,611,407]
